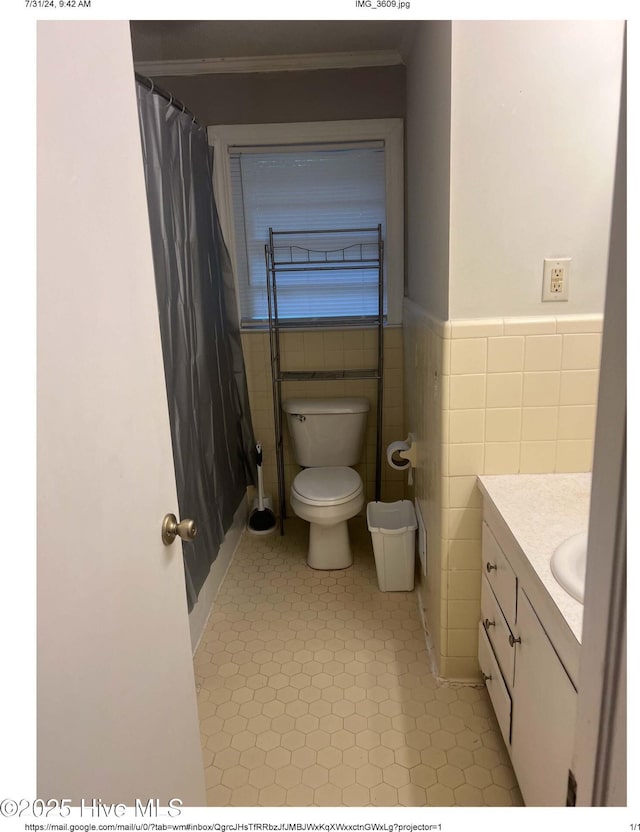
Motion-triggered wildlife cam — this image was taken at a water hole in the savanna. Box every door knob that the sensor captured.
[162,513,197,545]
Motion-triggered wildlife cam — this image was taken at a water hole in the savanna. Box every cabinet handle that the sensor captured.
[486,562,497,573]
[508,634,522,647]
[483,618,495,630]
[482,672,492,682]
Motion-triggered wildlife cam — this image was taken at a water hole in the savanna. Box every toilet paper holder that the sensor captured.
[396,434,417,468]
[387,433,417,470]
[386,434,417,486]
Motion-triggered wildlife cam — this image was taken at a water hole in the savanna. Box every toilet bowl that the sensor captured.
[291,467,364,569]
[282,397,370,570]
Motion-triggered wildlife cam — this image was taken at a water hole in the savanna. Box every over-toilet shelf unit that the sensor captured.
[265,225,384,534]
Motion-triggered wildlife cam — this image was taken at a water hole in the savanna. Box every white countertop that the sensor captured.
[477,474,590,677]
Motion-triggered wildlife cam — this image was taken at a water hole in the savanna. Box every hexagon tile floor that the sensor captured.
[194,517,523,808]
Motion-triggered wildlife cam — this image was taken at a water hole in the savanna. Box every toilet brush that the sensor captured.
[247,442,276,535]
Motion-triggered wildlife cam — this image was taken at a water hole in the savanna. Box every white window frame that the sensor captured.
[208,119,404,328]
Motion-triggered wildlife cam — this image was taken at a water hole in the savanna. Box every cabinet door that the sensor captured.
[511,590,578,807]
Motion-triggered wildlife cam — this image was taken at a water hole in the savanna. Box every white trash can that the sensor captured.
[366,500,417,591]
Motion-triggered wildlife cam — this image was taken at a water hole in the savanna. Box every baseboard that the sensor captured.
[188,494,248,654]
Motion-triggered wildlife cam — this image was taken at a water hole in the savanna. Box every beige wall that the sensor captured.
[405,307,602,681]
[242,327,404,515]
[405,21,623,321]
[151,66,405,126]
[449,21,624,319]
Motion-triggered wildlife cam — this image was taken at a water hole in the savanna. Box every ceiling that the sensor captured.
[129,20,415,63]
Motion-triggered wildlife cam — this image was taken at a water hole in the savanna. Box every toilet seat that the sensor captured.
[292,466,362,506]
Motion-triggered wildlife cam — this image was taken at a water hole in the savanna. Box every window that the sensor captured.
[209,120,404,328]
[231,145,384,324]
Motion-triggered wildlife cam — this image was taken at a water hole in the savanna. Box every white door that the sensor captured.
[37,22,205,805]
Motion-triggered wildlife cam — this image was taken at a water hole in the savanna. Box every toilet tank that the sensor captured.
[283,397,370,467]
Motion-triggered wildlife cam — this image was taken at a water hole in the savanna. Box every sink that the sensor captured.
[550,532,588,603]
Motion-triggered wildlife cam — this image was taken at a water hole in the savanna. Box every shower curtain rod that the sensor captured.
[135,72,201,126]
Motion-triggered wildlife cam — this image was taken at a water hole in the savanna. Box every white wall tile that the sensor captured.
[521,407,559,441]
[503,317,556,335]
[449,409,485,443]
[449,319,503,338]
[447,507,482,540]
[555,314,603,333]
[522,372,561,407]
[447,599,481,629]
[485,408,522,442]
[487,336,525,373]
[559,370,600,405]
[450,338,487,374]
[449,475,483,508]
[557,405,598,440]
[484,442,520,474]
[448,444,485,476]
[519,441,557,473]
[524,335,563,372]
[447,628,479,658]
[561,333,602,370]
[556,439,594,472]
[447,570,481,600]
[486,373,523,408]
[449,375,486,409]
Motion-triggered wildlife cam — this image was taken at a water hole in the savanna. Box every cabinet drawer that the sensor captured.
[482,521,517,624]
[481,575,515,689]
[478,623,512,749]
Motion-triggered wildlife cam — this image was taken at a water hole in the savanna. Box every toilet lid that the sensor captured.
[292,467,362,506]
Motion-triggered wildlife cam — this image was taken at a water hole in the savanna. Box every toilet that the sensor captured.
[283,397,370,570]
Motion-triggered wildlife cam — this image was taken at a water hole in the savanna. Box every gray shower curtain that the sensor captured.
[136,80,255,611]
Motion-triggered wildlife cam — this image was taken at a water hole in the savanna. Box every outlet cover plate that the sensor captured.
[542,257,571,301]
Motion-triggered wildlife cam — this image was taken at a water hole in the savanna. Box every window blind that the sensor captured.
[229,144,386,325]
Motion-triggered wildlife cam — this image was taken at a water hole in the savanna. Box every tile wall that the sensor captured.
[403,302,603,680]
[241,327,405,514]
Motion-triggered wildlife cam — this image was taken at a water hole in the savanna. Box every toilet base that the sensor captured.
[307,520,353,570]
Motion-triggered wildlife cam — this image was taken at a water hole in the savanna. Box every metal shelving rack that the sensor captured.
[265,225,384,535]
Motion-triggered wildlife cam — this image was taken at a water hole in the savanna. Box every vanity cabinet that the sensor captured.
[478,521,578,807]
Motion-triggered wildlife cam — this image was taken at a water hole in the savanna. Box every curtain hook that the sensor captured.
[168,93,173,108]
[149,79,155,94]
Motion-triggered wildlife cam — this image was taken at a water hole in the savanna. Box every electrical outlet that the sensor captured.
[542,258,571,301]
